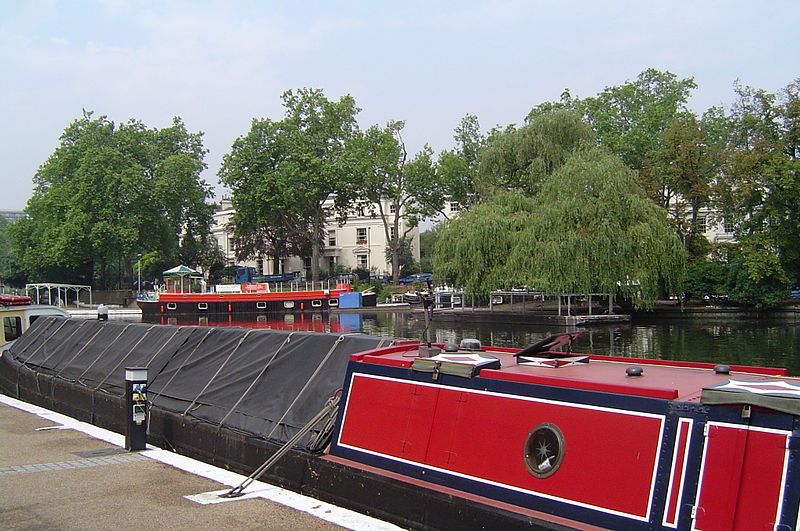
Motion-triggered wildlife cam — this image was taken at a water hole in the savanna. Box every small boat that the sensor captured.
[0,296,70,351]
[3,321,800,529]
[137,265,354,316]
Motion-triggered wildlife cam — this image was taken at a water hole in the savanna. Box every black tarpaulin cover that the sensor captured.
[7,317,387,448]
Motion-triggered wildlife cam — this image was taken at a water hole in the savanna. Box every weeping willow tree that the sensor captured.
[435,147,685,308]
[434,192,536,293]
[512,147,685,306]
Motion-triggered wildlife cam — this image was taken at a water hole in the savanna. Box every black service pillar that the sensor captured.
[125,367,148,451]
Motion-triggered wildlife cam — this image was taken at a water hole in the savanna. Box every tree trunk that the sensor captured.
[391,240,400,285]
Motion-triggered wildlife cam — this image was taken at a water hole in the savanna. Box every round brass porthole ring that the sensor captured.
[523,422,565,479]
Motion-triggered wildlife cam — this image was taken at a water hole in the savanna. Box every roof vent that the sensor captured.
[459,338,482,351]
[443,343,460,353]
[626,366,644,377]
[714,364,731,375]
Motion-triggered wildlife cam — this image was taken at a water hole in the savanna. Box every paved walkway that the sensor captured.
[0,396,399,531]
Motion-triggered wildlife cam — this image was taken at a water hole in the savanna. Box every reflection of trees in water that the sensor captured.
[358,312,800,375]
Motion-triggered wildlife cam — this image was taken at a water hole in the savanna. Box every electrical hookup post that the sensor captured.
[125,367,148,451]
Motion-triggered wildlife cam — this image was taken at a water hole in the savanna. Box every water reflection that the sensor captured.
[140,311,800,375]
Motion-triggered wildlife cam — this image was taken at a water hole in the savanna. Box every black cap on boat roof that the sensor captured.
[515,332,587,358]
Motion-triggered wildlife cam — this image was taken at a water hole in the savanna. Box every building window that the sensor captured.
[389,204,396,214]
[723,218,734,233]
[697,216,707,233]
[356,227,367,245]
[357,254,368,268]
[390,227,396,240]
[450,202,460,212]
[328,229,336,246]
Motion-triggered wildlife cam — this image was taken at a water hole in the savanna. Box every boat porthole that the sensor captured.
[256,302,267,310]
[523,423,565,478]
[328,299,339,307]
[166,303,177,311]
[311,299,322,308]
[283,301,295,309]
[197,303,208,311]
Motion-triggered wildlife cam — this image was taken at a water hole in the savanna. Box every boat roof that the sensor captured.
[0,304,70,316]
[350,342,792,403]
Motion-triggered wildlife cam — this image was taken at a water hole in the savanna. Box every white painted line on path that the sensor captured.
[0,393,401,531]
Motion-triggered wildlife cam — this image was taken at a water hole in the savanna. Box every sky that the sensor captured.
[1,0,798,209]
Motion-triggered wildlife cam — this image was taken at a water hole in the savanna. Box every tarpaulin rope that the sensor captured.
[70,324,133,383]
[148,327,215,403]
[264,334,345,444]
[13,317,73,397]
[181,330,254,416]
[17,318,71,367]
[91,325,177,392]
[214,333,295,431]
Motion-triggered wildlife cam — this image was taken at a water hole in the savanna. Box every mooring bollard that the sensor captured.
[125,367,148,451]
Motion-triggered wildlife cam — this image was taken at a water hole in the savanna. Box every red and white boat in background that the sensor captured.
[137,281,353,316]
[328,333,800,530]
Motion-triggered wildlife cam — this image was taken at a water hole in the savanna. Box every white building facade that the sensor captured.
[211,198,420,277]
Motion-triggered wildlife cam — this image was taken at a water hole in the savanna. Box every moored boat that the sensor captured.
[0,296,70,351]
[137,282,353,316]
[2,320,799,530]
[138,264,354,316]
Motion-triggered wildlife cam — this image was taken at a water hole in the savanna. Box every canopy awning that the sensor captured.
[162,265,201,277]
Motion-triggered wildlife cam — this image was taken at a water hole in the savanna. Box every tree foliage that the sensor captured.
[579,68,697,172]
[437,114,485,213]
[0,217,25,287]
[9,112,213,288]
[435,148,685,307]
[349,120,438,283]
[434,192,536,294]
[478,110,593,196]
[219,89,360,281]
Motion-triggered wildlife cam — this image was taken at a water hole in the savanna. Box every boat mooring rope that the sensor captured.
[221,391,341,499]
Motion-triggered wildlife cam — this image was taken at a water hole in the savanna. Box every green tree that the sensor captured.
[715,79,800,286]
[644,113,723,250]
[0,217,25,287]
[437,114,485,213]
[434,191,536,293]
[220,89,360,282]
[435,148,685,307]
[10,112,213,288]
[478,110,593,196]
[418,227,439,273]
[218,118,310,271]
[579,68,697,172]
[349,121,439,284]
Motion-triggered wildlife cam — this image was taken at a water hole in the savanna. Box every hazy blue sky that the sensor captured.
[1,0,797,209]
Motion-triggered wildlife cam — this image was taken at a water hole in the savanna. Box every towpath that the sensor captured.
[0,395,400,531]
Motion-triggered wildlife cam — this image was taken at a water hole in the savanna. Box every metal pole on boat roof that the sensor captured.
[589,294,592,316]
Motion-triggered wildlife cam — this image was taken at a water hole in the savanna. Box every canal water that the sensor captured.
[140,310,800,376]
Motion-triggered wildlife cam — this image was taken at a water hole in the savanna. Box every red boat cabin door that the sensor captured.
[691,420,790,530]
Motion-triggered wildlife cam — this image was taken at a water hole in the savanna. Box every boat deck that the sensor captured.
[351,343,790,402]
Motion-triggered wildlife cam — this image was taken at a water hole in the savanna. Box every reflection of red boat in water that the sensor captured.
[148,312,364,334]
